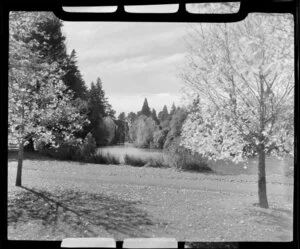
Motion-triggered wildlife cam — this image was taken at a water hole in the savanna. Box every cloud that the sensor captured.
[92,52,186,74]
[62,21,189,114]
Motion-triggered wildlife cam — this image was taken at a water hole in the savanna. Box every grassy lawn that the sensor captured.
[8,152,293,241]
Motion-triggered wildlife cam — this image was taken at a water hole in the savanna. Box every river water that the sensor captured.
[97,144,293,176]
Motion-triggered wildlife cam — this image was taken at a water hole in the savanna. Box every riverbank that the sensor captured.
[8,154,293,241]
[97,144,294,176]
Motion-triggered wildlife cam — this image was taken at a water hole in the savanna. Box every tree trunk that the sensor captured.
[15,142,24,187]
[257,144,269,208]
[24,137,35,152]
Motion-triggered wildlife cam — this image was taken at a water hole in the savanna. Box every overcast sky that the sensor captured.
[62,11,190,115]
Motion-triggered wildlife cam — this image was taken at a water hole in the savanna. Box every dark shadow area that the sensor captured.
[247,207,293,239]
[8,186,166,238]
[8,151,56,162]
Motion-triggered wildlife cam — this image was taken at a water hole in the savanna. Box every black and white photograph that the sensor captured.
[7,3,294,242]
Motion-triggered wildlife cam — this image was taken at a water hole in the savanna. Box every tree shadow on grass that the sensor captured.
[8,151,57,162]
[8,186,167,239]
[247,206,293,240]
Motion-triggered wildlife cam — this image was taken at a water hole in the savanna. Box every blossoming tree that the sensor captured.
[181,12,294,208]
[9,12,89,186]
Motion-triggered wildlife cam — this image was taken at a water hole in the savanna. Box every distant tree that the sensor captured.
[88,81,106,145]
[114,119,129,144]
[87,77,117,145]
[164,108,188,149]
[158,105,170,127]
[127,112,137,142]
[152,128,169,149]
[126,112,137,126]
[151,108,159,124]
[98,116,117,145]
[134,116,157,148]
[118,112,126,121]
[170,103,177,116]
[141,98,152,117]
[105,101,116,119]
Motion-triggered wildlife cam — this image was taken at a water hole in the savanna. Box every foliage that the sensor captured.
[134,115,157,148]
[124,154,148,167]
[98,116,117,146]
[151,108,159,124]
[140,98,152,117]
[9,12,89,150]
[87,78,116,145]
[181,14,294,163]
[158,105,169,124]
[164,107,188,149]
[118,112,126,121]
[79,133,97,159]
[114,119,129,144]
[151,129,168,149]
[180,13,293,207]
[165,137,211,172]
[63,50,88,100]
[90,152,120,165]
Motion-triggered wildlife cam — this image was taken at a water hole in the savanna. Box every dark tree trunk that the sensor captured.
[257,143,269,208]
[15,142,24,187]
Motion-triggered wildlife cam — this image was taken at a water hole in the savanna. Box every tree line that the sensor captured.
[117,98,188,150]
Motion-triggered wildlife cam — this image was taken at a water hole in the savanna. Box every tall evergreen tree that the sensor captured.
[87,82,103,145]
[30,13,88,100]
[158,105,169,123]
[141,98,151,117]
[151,108,159,124]
[63,50,88,100]
[118,112,126,121]
[87,78,116,145]
[170,103,177,116]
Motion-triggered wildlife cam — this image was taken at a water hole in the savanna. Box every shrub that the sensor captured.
[44,143,78,161]
[90,152,120,165]
[36,133,97,162]
[164,137,213,173]
[78,133,97,160]
[144,157,167,168]
[124,154,147,167]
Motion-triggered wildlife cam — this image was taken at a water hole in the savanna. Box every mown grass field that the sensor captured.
[8,152,293,241]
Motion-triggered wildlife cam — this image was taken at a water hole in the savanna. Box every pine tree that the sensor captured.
[158,105,169,122]
[141,98,151,117]
[151,108,159,124]
[87,77,116,145]
[30,13,88,100]
[63,50,88,100]
[118,112,126,121]
[170,103,176,116]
